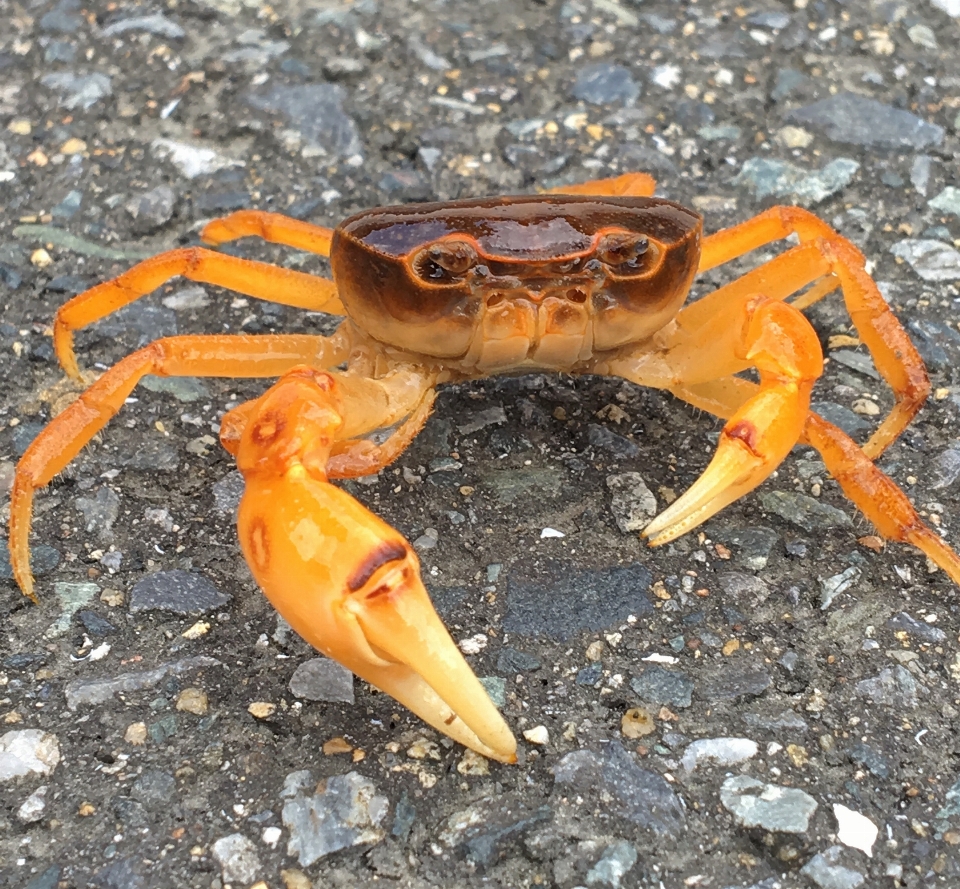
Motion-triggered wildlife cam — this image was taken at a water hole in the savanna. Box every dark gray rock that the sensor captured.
[40,72,113,110]
[90,856,145,889]
[76,610,117,637]
[576,663,602,685]
[907,319,960,369]
[76,486,120,535]
[125,185,176,234]
[829,350,880,380]
[496,647,542,674]
[45,274,90,294]
[586,424,640,459]
[811,402,871,437]
[856,665,918,709]
[801,845,865,889]
[701,667,771,701]
[786,93,945,151]
[571,63,640,105]
[378,170,431,200]
[194,190,251,213]
[846,742,891,779]
[552,744,684,836]
[929,447,960,491]
[131,769,176,805]
[440,796,552,869]
[101,14,186,39]
[759,490,852,533]
[130,570,230,614]
[771,68,810,102]
[887,612,947,643]
[65,657,221,710]
[245,84,362,160]
[51,190,83,219]
[113,440,179,472]
[40,3,84,34]
[289,658,355,703]
[630,665,694,709]
[25,865,61,889]
[716,572,771,607]
[505,561,653,639]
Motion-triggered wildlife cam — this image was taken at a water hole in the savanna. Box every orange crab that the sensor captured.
[9,173,960,763]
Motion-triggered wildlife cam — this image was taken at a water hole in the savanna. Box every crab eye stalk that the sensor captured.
[596,232,652,276]
[412,239,478,283]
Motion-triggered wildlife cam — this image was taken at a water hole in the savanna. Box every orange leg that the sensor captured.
[697,206,928,459]
[200,210,334,256]
[664,378,960,586]
[222,366,516,762]
[605,292,824,544]
[546,171,657,197]
[11,333,348,601]
[54,247,345,380]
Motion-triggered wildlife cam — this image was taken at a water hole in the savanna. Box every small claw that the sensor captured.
[644,386,806,546]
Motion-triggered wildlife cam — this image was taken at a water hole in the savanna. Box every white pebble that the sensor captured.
[540,527,565,539]
[523,725,549,746]
[834,803,878,857]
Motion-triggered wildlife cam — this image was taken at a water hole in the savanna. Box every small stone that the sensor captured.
[52,189,83,219]
[759,490,852,532]
[479,676,506,708]
[571,62,640,105]
[523,725,549,746]
[891,239,960,282]
[888,611,946,643]
[457,749,490,776]
[606,472,657,533]
[717,572,771,607]
[76,610,117,637]
[41,72,112,110]
[734,157,859,205]
[248,702,276,719]
[175,688,209,715]
[131,769,175,805]
[496,647,542,674]
[576,663,603,685]
[151,138,244,180]
[322,737,352,755]
[929,447,960,491]
[162,285,210,310]
[786,93,944,151]
[585,840,638,888]
[124,722,147,745]
[820,566,861,610]
[587,424,639,459]
[65,656,221,710]
[212,833,262,885]
[125,185,176,234]
[833,804,877,857]
[701,667,771,701]
[720,775,818,833]
[0,730,60,781]
[856,665,917,709]
[289,658,354,703]
[631,665,694,709]
[101,14,186,39]
[801,845,865,889]
[776,125,814,148]
[17,785,48,823]
[621,708,655,739]
[457,406,507,435]
[681,737,758,772]
[76,486,120,534]
[283,771,387,866]
[930,186,960,216]
[129,570,230,614]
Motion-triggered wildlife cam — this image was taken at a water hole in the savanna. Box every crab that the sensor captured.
[9,172,960,763]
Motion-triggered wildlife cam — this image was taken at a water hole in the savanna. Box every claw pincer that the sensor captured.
[223,368,517,763]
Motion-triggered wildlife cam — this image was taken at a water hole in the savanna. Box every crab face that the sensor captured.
[331,195,702,372]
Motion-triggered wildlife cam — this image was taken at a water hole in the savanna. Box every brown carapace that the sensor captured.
[10,172,960,763]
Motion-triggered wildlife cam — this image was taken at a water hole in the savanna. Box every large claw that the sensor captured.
[225,370,517,763]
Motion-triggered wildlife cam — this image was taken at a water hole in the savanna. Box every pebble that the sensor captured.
[929,446,960,491]
[820,566,861,610]
[800,845,865,889]
[129,570,231,614]
[811,401,871,436]
[786,93,944,151]
[65,655,221,710]
[856,665,918,709]
[17,785,49,823]
[585,840,638,888]
[139,376,209,402]
[125,185,176,234]
[523,725,549,746]
[162,285,210,310]
[212,833,262,885]
[716,572,771,607]
[734,157,859,205]
[828,351,879,380]
[439,796,552,868]
[213,470,245,513]
[759,490,852,533]
[929,186,960,216]
[289,657,355,703]
[504,561,652,639]
[496,647,542,674]
[131,769,176,805]
[101,13,186,39]
[51,189,83,219]
[282,770,388,866]
[576,662,603,685]
[621,707,655,738]
[720,775,818,833]
[552,745,684,836]
[887,611,946,643]
[47,581,99,637]
[457,405,507,435]
[846,742,890,779]
[833,804,877,857]
[40,72,113,110]
[701,667,772,701]
[76,609,117,637]
[605,472,657,533]
[630,665,694,709]
[76,486,120,534]
[586,424,640,459]
[681,737,758,772]
[890,239,960,281]
[571,62,639,105]
[245,84,362,160]
[0,539,61,580]
[175,688,208,715]
[0,729,61,781]
[151,138,244,180]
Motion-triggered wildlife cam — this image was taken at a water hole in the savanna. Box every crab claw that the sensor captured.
[225,373,517,763]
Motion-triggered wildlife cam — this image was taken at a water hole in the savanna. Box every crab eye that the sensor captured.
[596,232,651,275]
[412,239,478,282]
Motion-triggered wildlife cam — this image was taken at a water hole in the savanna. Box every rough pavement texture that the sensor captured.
[3,1,960,887]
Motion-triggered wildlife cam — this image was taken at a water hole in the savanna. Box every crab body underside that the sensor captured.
[10,173,960,762]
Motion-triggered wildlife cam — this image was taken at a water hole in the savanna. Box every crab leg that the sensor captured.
[10,333,348,600]
[53,248,344,379]
[223,366,517,762]
[697,205,928,459]
[546,171,657,197]
[200,210,334,256]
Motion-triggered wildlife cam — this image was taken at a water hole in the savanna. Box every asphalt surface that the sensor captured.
[2,1,960,888]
